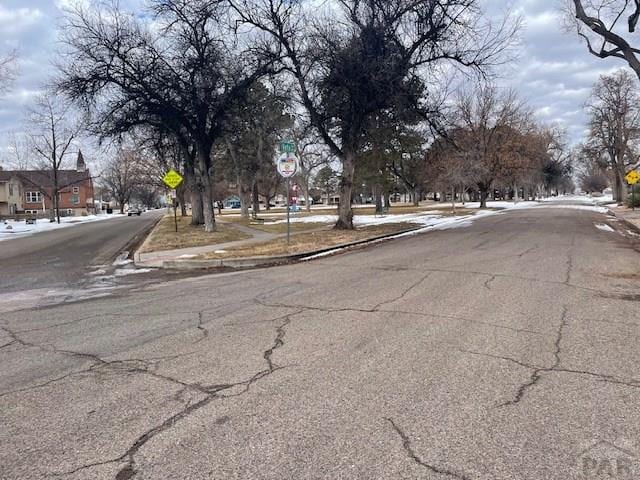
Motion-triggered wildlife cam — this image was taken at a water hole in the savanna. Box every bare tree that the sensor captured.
[231,0,519,229]
[291,123,332,212]
[586,69,640,203]
[0,51,16,94]
[3,131,33,169]
[570,1,640,79]
[58,0,281,232]
[28,94,81,223]
[453,85,531,208]
[102,148,142,214]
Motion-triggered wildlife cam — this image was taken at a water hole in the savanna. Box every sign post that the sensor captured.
[162,169,184,232]
[626,170,639,211]
[276,143,298,245]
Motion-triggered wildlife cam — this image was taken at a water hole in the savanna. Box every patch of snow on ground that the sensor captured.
[0,214,123,242]
[540,204,609,213]
[114,268,154,277]
[113,252,132,266]
[595,224,615,232]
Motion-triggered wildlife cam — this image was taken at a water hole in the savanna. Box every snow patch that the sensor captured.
[88,269,107,276]
[595,223,615,232]
[114,268,154,277]
[113,252,132,266]
[0,214,122,242]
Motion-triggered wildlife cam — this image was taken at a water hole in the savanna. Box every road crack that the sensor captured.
[372,272,432,310]
[483,275,497,291]
[386,418,471,480]
[194,312,209,344]
[461,307,640,407]
[49,310,303,479]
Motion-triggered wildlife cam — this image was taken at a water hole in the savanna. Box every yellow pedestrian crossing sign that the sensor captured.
[625,170,640,185]
[162,169,184,189]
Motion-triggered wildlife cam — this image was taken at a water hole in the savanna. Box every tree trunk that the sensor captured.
[451,187,456,213]
[238,179,251,219]
[375,186,383,214]
[385,191,392,209]
[335,151,356,230]
[251,179,260,218]
[303,178,312,212]
[480,189,489,209]
[190,189,203,225]
[194,149,215,232]
[615,166,627,204]
[176,186,187,216]
[413,188,420,206]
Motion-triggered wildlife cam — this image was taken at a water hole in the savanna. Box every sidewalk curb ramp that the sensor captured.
[158,226,423,271]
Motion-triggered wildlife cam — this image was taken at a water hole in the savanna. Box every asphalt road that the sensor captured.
[1,206,640,480]
[0,211,164,304]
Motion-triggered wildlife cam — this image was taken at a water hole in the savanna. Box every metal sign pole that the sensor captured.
[286,178,291,245]
[174,196,178,233]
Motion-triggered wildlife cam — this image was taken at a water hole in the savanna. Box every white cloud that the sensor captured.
[0,5,43,36]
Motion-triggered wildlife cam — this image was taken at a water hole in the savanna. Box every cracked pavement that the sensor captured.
[1,207,640,479]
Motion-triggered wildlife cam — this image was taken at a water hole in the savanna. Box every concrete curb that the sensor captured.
[160,226,424,271]
[133,214,167,264]
[607,207,640,235]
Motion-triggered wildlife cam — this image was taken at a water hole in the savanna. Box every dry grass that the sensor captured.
[232,219,328,234]
[141,215,250,253]
[200,222,416,259]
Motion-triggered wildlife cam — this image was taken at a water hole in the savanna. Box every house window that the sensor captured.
[70,194,80,205]
[8,184,14,196]
[24,210,39,215]
[66,209,74,216]
[72,187,80,194]
[25,191,42,203]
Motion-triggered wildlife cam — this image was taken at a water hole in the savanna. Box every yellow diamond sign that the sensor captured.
[626,170,640,186]
[162,169,184,189]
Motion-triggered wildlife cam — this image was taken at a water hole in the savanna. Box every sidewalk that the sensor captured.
[135,221,282,267]
[134,219,334,267]
[609,206,640,231]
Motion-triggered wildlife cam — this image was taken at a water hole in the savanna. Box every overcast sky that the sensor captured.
[0,0,633,168]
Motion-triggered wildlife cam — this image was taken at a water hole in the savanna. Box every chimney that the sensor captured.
[76,150,87,172]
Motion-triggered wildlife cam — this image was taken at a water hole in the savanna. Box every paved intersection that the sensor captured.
[1,206,639,479]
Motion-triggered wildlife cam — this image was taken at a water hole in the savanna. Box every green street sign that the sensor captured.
[280,140,295,154]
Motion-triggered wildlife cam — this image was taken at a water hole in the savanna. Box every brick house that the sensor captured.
[1,151,96,217]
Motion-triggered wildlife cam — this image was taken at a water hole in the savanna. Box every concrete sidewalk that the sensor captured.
[610,206,640,232]
[135,222,280,268]
[134,220,331,268]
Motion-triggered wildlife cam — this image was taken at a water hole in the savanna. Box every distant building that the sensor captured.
[0,151,95,217]
[0,171,24,215]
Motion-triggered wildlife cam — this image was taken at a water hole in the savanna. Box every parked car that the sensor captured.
[127,207,142,216]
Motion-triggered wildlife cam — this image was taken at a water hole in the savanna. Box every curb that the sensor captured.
[608,208,640,235]
[133,214,167,264]
[159,226,424,271]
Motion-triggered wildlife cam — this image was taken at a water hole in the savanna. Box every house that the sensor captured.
[223,195,241,209]
[0,151,96,217]
[0,170,24,215]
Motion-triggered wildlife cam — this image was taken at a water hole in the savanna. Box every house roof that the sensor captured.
[0,169,91,189]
